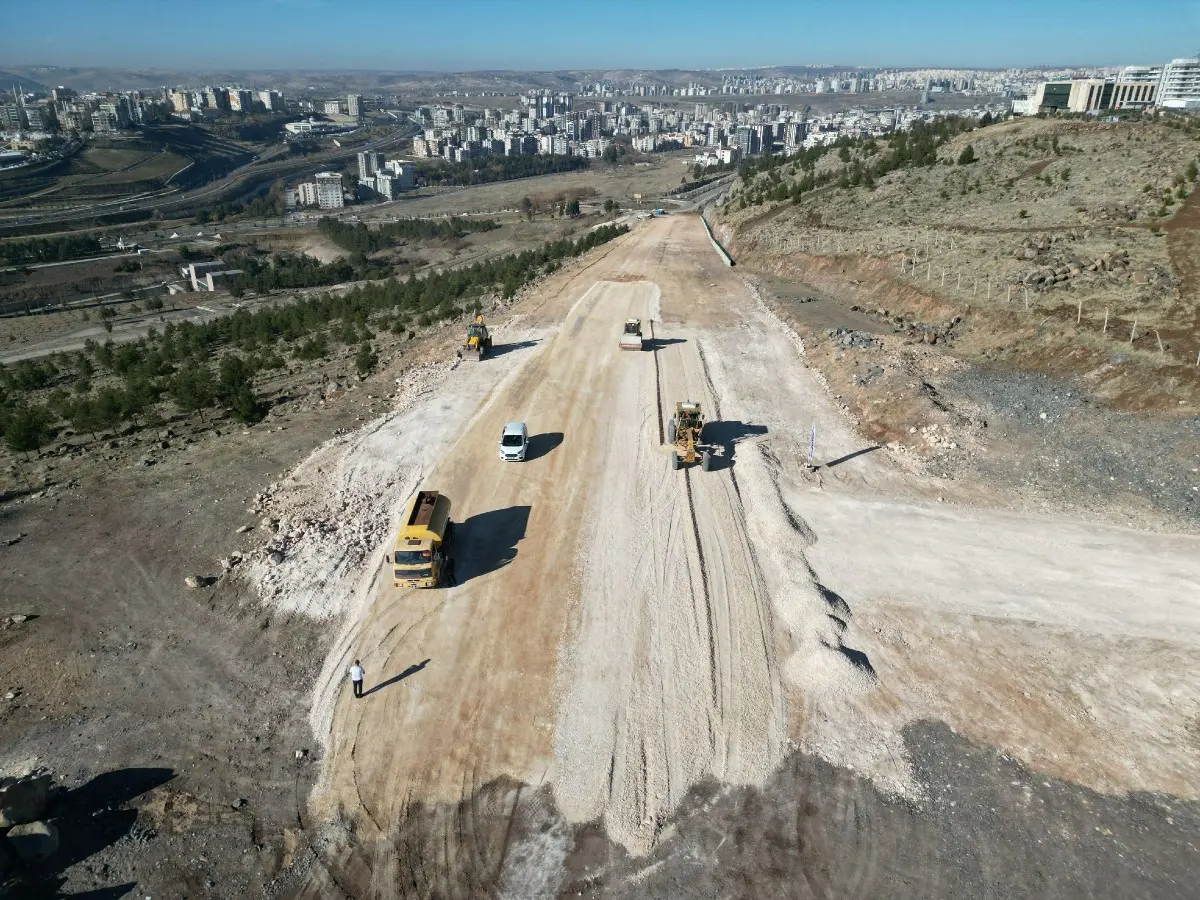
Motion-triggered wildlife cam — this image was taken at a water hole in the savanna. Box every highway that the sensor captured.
[0,123,417,230]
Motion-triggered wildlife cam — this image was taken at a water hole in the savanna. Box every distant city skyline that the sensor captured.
[1,0,1196,73]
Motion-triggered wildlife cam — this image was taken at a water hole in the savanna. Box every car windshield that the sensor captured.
[501,434,524,446]
[394,549,430,565]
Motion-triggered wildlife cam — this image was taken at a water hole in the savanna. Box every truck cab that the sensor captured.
[392,490,453,588]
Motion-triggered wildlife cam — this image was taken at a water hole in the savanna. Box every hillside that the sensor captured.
[711,112,1200,526]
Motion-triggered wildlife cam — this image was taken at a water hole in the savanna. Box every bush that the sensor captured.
[1018,209,1030,219]
[355,342,378,376]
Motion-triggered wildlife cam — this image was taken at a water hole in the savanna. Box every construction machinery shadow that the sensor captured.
[703,420,768,471]
[454,505,531,584]
[646,337,687,352]
[525,432,564,462]
[488,339,541,358]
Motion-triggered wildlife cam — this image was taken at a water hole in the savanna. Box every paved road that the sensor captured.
[0,125,416,229]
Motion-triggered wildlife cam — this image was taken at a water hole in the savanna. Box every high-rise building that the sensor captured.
[357,150,384,181]
[229,89,254,112]
[259,90,283,111]
[171,91,191,113]
[323,100,342,116]
[0,104,24,130]
[314,171,344,209]
[347,94,362,118]
[1157,58,1200,109]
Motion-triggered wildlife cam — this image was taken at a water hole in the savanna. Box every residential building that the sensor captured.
[314,171,344,209]
[259,90,283,111]
[229,89,254,112]
[384,160,416,189]
[171,91,191,113]
[347,94,363,118]
[205,87,230,111]
[323,100,342,116]
[297,182,318,206]
[373,171,397,200]
[186,261,232,291]
[23,105,54,131]
[357,150,384,180]
[0,104,24,130]
[1158,58,1200,109]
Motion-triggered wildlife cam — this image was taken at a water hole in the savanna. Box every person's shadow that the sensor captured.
[363,658,431,697]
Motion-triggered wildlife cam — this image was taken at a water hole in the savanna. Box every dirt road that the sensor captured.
[266,216,1199,898]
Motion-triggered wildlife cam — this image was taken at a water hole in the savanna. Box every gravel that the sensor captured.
[944,367,1200,527]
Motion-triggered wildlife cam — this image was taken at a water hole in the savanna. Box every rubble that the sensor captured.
[827,328,880,349]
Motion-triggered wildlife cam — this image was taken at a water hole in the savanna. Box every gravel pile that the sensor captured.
[243,360,449,618]
[946,367,1200,526]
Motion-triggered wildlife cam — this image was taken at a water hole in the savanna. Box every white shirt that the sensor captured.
[349,664,365,682]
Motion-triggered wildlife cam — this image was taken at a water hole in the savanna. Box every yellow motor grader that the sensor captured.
[667,401,712,471]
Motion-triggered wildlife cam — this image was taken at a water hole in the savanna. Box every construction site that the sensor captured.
[2,113,1199,899]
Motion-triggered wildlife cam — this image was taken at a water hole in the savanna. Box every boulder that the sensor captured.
[184,575,215,589]
[7,820,59,863]
[0,774,51,827]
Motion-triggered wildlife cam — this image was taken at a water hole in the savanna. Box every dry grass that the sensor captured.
[715,116,1200,414]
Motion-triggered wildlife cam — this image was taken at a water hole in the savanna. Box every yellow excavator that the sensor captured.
[463,314,493,360]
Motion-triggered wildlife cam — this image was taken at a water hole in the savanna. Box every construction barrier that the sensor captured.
[700,214,735,267]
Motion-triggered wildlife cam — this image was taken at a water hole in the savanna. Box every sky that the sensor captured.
[2,0,1196,72]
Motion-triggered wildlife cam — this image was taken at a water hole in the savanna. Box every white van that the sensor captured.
[499,422,528,461]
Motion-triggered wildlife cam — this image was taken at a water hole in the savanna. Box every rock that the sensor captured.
[231,798,248,810]
[260,517,278,532]
[7,820,59,863]
[184,575,214,589]
[236,524,253,534]
[3,533,24,547]
[159,428,175,440]
[267,550,285,567]
[140,456,156,467]
[159,440,170,450]
[0,774,52,827]
[3,691,13,700]
[294,749,308,760]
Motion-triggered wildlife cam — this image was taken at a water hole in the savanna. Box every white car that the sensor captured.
[499,422,528,461]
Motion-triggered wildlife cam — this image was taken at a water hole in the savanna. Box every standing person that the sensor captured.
[348,659,365,699]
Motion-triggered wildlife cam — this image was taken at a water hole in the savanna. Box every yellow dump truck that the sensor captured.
[392,490,454,588]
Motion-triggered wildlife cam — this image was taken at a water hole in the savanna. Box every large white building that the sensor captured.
[314,171,344,209]
[1158,58,1200,109]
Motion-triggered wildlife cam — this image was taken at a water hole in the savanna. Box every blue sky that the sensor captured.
[2,0,1196,71]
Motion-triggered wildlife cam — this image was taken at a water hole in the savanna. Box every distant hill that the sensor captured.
[0,70,49,93]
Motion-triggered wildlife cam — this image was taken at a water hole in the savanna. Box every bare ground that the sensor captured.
[3,215,1199,899]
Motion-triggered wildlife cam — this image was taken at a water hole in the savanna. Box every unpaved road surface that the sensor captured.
[250,216,1200,898]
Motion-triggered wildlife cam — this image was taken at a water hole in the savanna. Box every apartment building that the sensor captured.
[314,171,344,209]
[228,89,254,112]
[357,150,384,181]
[1158,58,1200,109]
[347,94,362,118]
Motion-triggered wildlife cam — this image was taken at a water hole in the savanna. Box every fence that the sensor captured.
[758,227,1197,367]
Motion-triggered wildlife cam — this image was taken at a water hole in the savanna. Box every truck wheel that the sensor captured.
[701,451,712,472]
[667,420,676,443]
[671,452,680,470]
